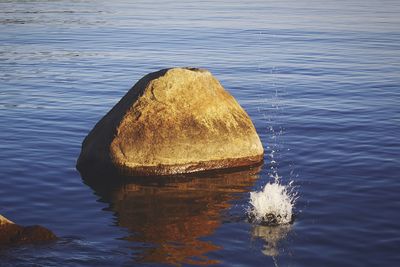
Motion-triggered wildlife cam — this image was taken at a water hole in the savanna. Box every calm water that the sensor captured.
[1,0,399,266]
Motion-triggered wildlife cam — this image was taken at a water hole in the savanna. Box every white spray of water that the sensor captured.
[248,122,297,225]
[249,177,297,225]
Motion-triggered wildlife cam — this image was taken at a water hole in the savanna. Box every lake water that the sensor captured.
[1,0,399,266]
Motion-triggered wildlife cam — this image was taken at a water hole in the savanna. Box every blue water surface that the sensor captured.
[0,0,399,266]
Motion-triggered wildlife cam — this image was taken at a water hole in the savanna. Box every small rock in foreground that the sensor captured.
[0,214,57,247]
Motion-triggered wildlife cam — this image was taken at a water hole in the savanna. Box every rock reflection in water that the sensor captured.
[82,167,261,265]
[251,224,292,257]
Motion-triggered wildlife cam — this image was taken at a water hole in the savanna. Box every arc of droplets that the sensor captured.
[248,65,298,226]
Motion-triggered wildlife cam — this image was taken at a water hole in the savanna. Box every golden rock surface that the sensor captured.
[77,67,263,176]
[0,215,13,226]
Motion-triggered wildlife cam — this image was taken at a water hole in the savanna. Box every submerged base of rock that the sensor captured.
[79,154,264,178]
[0,215,56,247]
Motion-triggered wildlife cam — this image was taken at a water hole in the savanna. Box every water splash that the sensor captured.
[248,125,297,226]
[248,179,297,225]
[248,63,298,226]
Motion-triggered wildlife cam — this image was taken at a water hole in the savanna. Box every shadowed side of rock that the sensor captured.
[77,67,264,176]
[77,69,169,174]
[0,215,57,247]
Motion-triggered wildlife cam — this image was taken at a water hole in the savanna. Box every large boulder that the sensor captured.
[77,67,263,176]
[0,214,56,247]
